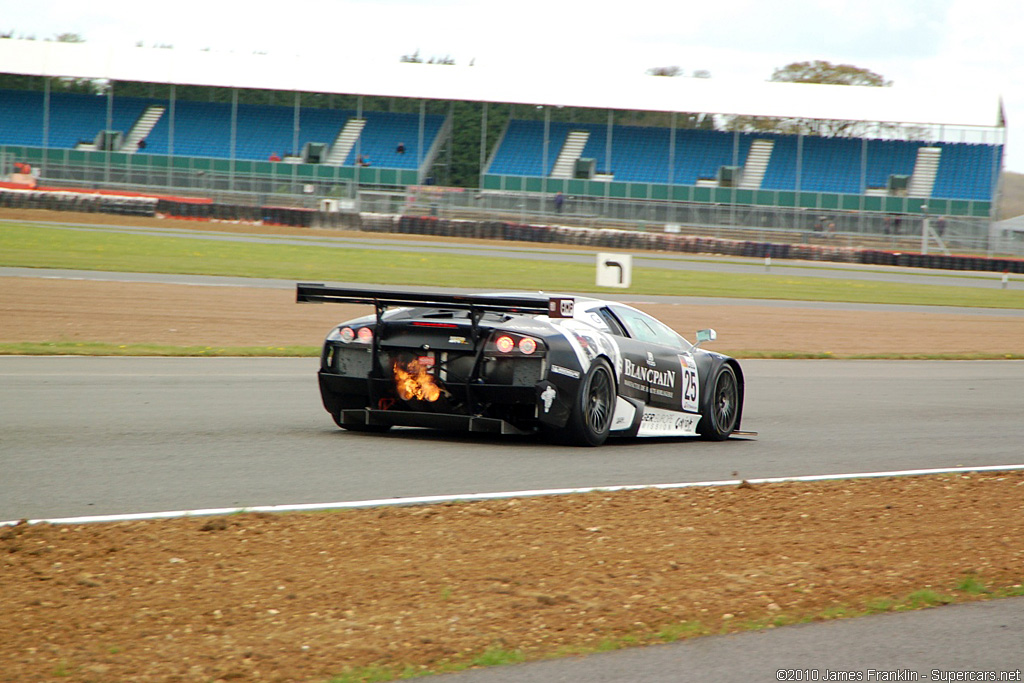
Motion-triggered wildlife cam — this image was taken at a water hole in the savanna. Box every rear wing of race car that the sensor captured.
[296,283,554,316]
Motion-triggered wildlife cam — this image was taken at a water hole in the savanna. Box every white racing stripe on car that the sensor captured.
[4,463,1024,527]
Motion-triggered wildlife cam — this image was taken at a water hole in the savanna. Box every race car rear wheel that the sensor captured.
[701,363,739,440]
[564,358,614,447]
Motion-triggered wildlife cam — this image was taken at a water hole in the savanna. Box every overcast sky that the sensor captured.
[4,0,1021,172]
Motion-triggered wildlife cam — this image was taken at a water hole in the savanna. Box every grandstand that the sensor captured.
[0,87,446,186]
[483,120,1001,215]
[0,38,1007,250]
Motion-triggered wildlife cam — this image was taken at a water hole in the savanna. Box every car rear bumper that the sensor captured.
[337,408,531,435]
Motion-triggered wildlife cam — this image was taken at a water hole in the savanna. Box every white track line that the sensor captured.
[4,463,1024,527]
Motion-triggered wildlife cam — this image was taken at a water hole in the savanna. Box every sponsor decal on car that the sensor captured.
[448,336,468,345]
[678,354,700,414]
[548,297,575,318]
[636,406,701,437]
[549,364,581,379]
[540,385,557,413]
[610,397,637,430]
[623,357,677,389]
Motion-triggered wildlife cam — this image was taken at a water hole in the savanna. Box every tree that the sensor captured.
[647,66,683,77]
[726,60,893,137]
[771,60,891,87]
[400,50,454,65]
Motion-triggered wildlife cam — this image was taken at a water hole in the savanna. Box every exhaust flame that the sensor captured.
[393,359,442,402]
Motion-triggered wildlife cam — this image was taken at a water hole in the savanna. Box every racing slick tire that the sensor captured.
[563,358,615,447]
[700,363,739,440]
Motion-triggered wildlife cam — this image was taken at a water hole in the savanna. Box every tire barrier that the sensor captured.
[155,199,213,220]
[1,187,157,216]
[260,206,314,227]
[371,216,1023,275]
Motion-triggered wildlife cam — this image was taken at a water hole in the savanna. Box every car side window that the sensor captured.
[608,305,688,351]
[597,307,628,336]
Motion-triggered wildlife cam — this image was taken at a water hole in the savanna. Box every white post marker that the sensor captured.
[596,252,632,288]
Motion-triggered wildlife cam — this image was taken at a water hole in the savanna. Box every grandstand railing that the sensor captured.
[1,144,418,200]
[394,186,1009,256]
[480,174,993,219]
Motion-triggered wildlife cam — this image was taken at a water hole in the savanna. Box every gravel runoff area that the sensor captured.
[3,476,1023,682]
[3,208,1024,682]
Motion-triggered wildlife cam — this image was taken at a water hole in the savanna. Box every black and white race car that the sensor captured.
[297,284,749,446]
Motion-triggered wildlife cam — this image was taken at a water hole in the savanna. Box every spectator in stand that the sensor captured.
[269,152,281,162]
[356,154,364,166]
[396,142,406,154]
[137,138,147,151]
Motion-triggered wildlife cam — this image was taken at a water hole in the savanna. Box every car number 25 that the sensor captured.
[679,354,699,413]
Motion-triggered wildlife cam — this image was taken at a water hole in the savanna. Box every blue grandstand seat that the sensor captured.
[0,89,443,168]
[0,89,149,148]
[485,118,1000,203]
[492,121,754,185]
[488,120,571,176]
[340,111,444,169]
[932,143,1001,201]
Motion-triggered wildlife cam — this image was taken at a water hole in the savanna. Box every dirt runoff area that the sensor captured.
[2,475,1023,683]
[3,276,1024,358]
[2,209,1024,682]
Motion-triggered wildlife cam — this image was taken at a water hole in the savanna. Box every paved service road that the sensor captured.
[430,597,1024,682]
[3,357,1023,521]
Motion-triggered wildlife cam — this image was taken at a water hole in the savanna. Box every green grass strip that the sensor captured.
[3,222,1024,309]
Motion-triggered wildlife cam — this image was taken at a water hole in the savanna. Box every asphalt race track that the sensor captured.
[4,357,1024,522]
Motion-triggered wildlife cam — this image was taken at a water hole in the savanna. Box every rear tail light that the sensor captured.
[518,337,538,355]
[490,333,544,355]
[495,335,515,353]
[339,327,355,342]
[357,327,373,343]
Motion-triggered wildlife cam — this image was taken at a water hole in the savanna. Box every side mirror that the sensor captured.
[694,328,717,348]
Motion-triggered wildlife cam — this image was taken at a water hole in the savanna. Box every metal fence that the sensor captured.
[392,187,1014,257]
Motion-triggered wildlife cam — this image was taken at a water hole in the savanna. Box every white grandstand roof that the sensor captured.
[0,39,1006,130]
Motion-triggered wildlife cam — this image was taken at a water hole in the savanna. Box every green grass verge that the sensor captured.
[322,577,1024,682]
[4,222,1024,309]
